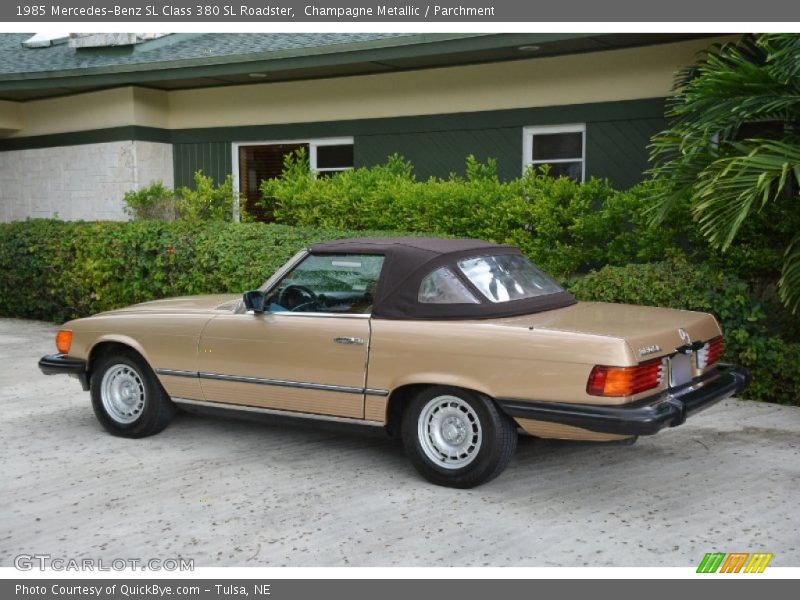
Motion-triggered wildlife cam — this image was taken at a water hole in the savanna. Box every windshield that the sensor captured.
[457,254,563,303]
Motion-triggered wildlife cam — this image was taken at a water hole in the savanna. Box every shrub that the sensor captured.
[177,172,238,222]
[1,220,795,405]
[122,181,178,221]
[260,153,690,277]
[123,171,244,222]
[0,220,400,322]
[568,254,800,405]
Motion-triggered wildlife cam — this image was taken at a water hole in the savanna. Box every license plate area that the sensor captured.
[669,353,693,387]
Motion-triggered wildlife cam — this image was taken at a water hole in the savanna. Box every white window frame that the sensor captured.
[522,124,586,182]
[231,136,354,221]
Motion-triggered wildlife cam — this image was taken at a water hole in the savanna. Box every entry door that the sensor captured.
[238,143,306,222]
[197,313,370,419]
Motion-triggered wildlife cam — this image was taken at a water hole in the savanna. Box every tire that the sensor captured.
[90,349,175,438]
[401,386,517,489]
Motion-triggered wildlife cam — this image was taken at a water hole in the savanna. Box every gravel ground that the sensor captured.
[2,318,799,567]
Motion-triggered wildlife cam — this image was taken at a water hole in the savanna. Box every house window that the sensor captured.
[312,142,354,178]
[233,137,354,220]
[522,124,586,182]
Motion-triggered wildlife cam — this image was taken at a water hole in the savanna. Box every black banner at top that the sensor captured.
[3,0,800,22]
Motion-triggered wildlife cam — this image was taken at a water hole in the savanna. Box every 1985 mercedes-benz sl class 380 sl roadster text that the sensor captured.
[39,238,749,488]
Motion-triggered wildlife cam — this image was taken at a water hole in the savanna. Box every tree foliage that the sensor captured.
[648,33,800,311]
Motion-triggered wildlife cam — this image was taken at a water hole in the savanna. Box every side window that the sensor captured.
[266,254,384,314]
[458,254,563,303]
[418,267,480,304]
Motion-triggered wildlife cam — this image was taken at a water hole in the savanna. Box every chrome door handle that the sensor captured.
[333,336,364,345]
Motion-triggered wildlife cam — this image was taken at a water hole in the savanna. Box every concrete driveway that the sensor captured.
[2,318,799,567]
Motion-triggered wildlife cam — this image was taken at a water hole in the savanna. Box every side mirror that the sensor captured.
[243,290,266,314]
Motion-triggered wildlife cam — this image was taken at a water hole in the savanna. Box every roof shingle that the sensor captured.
[0,32,415,76]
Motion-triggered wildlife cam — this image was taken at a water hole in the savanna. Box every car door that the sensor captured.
[196,253,384,419]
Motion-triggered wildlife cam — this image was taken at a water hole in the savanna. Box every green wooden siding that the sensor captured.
[172,141,232,188]
[0,98,668,190]
[586,118,666,189]
[168,99,667,189]
[355,118,666,188]
[355,128,521,180]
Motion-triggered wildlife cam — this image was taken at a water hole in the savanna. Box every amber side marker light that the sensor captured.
[55,330,73,354]
[587,360,663,397]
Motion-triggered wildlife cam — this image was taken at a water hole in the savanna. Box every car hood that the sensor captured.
[100,294,241,315]
[496,301,722,360]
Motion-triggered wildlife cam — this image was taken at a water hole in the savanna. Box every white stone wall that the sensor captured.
[0,140,174,222]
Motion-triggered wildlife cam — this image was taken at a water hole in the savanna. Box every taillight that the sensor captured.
[55,330,73,354]
[697,336,724,370]
[587,360,663,397]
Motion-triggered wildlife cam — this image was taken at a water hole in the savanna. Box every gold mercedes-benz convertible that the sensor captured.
[39,237,749,488]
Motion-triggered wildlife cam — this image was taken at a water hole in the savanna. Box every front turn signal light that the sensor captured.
[56,330,73,354]
[587,360,663,397]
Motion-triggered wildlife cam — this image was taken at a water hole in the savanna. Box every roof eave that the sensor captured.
[0,33,592,92]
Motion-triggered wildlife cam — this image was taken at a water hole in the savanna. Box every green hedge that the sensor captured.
[261,153,795,287]
[1,219,795,405]
[569,255,800,405]
[260,154,692,277]
[0,220,399,322]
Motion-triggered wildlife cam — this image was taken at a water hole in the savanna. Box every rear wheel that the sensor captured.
[90,350,175,438]
[401,386,517,488]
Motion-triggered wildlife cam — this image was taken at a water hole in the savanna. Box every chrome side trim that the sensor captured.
[172,397,385,427]
[365,388,390,397]
[198,371,390,396]
[156,368,198,378]
[198,371,365,394]
[156,368,389,397]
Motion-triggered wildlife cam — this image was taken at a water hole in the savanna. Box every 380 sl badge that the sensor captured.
[639,344,662,356]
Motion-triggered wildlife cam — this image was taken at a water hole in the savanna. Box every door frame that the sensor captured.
[231,136,354,221]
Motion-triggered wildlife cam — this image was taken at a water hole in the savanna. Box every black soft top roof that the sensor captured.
[310,237,506,255]
[308,237,576,320]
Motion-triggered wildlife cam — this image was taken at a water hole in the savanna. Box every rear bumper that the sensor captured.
[497,363,750,437]
[38,354,89,390]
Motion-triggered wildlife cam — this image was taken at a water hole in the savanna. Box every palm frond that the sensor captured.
[649,33,800,312]
[759,33,800,83]
[779,234,800,313]
[692,138,800,248]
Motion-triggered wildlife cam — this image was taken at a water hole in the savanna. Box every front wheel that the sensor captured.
[90,350,175,438]
[401,386,517,488]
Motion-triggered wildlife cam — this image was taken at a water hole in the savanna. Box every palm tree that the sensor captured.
[648,34,800,311]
